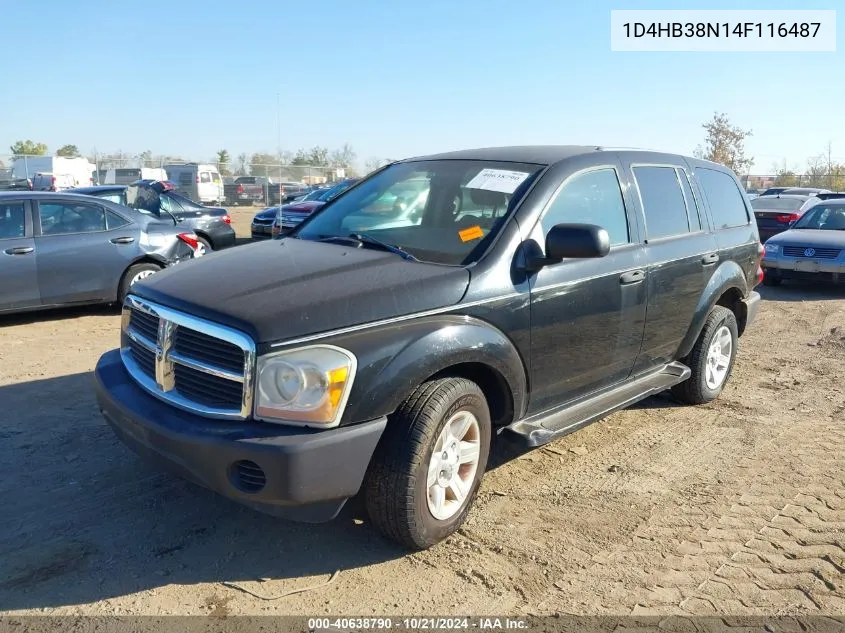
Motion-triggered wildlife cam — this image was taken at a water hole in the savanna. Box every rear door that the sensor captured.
[0,199,40,311]
[34,199,135,305]
[618,158,719,374]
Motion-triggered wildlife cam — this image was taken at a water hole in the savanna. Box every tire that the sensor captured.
[195,236,212,256]
[671,305,739,405]
[763,275,781,287]
[118,262,162,304]
[364,377,491,550]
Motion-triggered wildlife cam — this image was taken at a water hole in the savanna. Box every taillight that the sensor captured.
[776,213,799,223]
[757,241,765,261]
[756,266,765,284]
[177,232,200,250]
[195,175,200,184]
[221,215,231,224]
[236,184,244,194]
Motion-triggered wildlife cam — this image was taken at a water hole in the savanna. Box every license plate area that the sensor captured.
[794,259,821,273]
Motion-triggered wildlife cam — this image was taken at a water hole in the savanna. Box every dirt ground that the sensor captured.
[1,209,843,617]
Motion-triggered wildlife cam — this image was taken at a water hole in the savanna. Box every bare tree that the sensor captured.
[804,154,827,187]
[694,113,753,175]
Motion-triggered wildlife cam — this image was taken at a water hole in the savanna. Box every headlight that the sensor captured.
[254,345,356,427]
[764,243,780,253]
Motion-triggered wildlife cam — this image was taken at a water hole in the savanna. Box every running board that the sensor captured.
[505,362,691,447]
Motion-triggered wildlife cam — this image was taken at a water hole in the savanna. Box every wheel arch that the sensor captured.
[114,255,167,302]
[332,315,529,428]
[677,261,750,359]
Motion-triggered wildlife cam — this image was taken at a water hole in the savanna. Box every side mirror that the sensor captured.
[525,223,611,272]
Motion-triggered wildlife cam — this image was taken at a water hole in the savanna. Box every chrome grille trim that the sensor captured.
[120,295,256,420]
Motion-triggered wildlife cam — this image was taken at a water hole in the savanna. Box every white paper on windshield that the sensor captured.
[465,168,530,194]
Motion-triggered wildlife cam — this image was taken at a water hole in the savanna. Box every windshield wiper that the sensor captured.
[347,233,418,261]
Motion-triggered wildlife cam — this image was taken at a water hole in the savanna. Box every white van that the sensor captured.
[104,167,168,185]
[163,163,224,204]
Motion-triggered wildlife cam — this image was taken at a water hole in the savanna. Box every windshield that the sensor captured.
[793,205,845,230]
[750,197,805,211]
[294,160,544,265]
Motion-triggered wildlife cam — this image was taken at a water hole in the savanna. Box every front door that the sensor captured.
[527,164,648,415]
[0,199,39,311]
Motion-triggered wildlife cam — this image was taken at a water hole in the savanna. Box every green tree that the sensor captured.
[329,143,356,169]
[216,149,232,175]
[694,113,753,175]
[249,152,280,178]
[10,140,48,157]
[292,146,329,166]
[56,144,81,158]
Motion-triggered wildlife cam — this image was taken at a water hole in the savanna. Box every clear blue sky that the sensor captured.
[1,0,840,172]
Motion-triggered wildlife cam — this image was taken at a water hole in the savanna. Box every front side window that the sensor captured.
[39,203,106,235]
[633,166,691,239]
[540,168,630,246]
[296,160,544,265]
[0,202,26,239]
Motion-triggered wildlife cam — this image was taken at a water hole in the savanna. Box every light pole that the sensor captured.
[276,92,282,203]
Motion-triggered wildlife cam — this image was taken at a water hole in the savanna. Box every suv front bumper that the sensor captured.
[94,349,387,522]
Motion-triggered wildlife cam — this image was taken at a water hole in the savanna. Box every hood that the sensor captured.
[131,237,470,343]
[283,201,325,215]
[767,229,845,248]
[254,207,278,221]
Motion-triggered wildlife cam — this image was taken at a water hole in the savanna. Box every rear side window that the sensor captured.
[696,168,751,229]
[177,172,193,186]
[541,168,630,246]
[633,166,690,239]
[106,210,130,229]
[0,202,26,239]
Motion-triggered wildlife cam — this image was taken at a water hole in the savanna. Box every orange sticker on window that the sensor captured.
[458,225,484,242]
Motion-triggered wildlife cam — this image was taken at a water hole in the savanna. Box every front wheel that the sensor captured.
[364,377,491,550]
[672,305,739,405]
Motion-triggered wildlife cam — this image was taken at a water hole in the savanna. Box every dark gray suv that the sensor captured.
[0,192,197,314]
[95,146,763,549]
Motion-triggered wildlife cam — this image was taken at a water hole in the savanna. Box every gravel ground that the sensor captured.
[1,208,843,616]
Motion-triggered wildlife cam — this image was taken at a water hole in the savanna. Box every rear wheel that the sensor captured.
[195,237,212,256]
[672,306,739,405]
[119,262,162,304]
[364,377,491,550]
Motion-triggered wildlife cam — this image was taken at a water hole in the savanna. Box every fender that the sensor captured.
[325,314,529,426]
[677,260,748,359]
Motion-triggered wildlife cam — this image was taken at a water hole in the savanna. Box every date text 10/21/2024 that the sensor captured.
[308,618,529,630]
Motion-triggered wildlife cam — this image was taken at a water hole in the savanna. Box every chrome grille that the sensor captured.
[120,296,256,419]
[782,246,841,259]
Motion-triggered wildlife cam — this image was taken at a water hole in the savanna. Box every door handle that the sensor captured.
[4,246,34,255]
[110,236,135,244]
[619,269,645,285]
[701,252,720,265]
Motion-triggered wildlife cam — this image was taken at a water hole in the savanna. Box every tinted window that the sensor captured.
[106,210,130,229]
[633,166,690,239]
[39,203,106,235]
[200,172,212,183]
[750,197,805,211]
[677,169,701,231]
[177,172,193,186]
[696,168,751,229]
[0,202,26,239]
[541,168,630,246]
[115,169,141,178]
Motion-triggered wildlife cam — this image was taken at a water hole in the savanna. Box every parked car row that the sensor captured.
[250,179,358,239]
